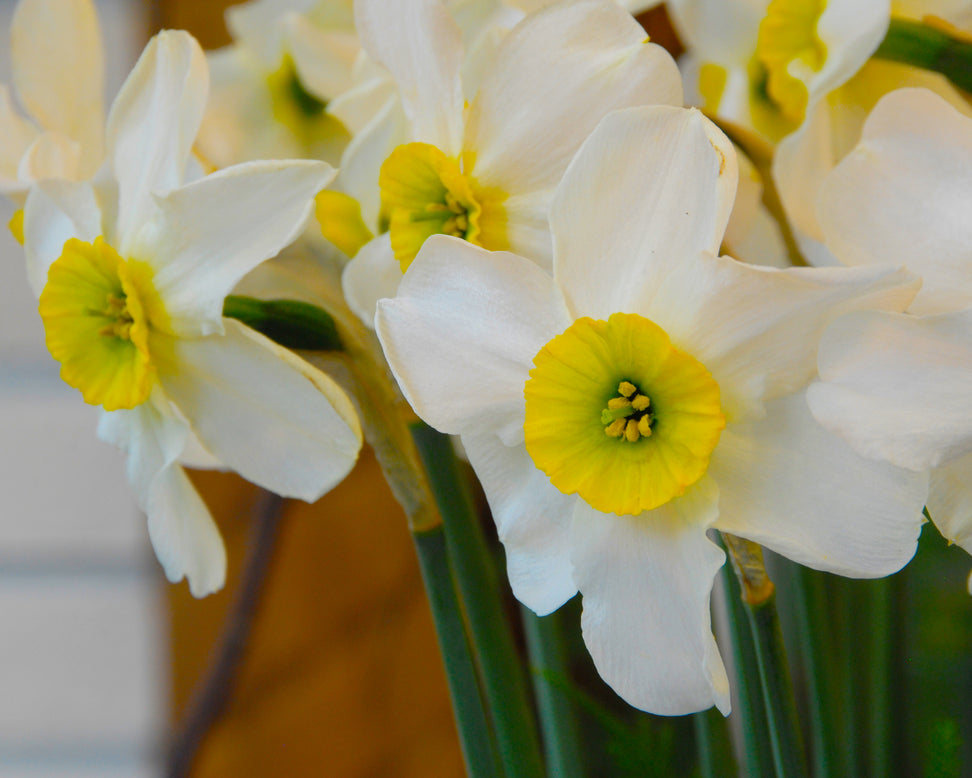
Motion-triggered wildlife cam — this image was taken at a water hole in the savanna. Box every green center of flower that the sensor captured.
[38,237,167,411]
[266,53,345,147]
[524,313,726,516]
[379,142,509,271]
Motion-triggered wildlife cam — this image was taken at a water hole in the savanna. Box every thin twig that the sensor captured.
[168,490,286,778]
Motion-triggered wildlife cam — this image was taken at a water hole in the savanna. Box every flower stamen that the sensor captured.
[602,381,654,441]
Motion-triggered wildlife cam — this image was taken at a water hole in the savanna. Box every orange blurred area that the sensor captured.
[173,450,463,777]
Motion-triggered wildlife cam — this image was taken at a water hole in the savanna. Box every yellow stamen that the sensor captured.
[605,418,626,438]
[618,381,637,397]
[638,416,653,438]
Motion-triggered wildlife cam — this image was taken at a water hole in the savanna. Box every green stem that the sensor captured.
[875,18,972,94]
[412,527,503,778]
[410,423,545,778]
[791,565,843,778]
[694,706,738,778]
[723,535,808,778]
[223,295,342,351]
[747,594,809,778]
[720,553,775,778]
[521,608,584,778]
[694,711,716,778]
[865,578,893,778]
[831,578,860,777]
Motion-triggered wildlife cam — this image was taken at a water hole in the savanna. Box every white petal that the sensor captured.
[341,233,403,326]
[773,99,838,250]
[136,159,335,336]
[106,31,209,253]
[0,84,39,185]
[327,72,398,136]
[16,132,81,184]
[376,235,571,443]
[354,0,465,154]
[336,97,409,230]
[665,0,763,67]
[817,88,972,315]
[156,319,362,502]
[22,179,102,296]
[97,395,226,597]
[571,478,731,715]
[811,0,890,101]
[644,257,919,419]
[928,452,972,556]
[551,106,736,320]
[462,433,576,615]
[711,393,926,577]
[724,151,788,267]
[464,0,682,196]
[807,309,972,470]
[285,14,358,99]
[226,0,316,65]
[11,0,104,173]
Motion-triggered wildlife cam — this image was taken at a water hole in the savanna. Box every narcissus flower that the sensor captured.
[23,30,362,596]
[377,106,927,714]
[0,0,103,205]
[196,0,358,168]
[337,0,682,324]
[807,88,972,568]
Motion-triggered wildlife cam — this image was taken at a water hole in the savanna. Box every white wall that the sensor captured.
[0,2,169,775]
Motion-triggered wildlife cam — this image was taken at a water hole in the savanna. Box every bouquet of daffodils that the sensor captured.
[6,0,972,774]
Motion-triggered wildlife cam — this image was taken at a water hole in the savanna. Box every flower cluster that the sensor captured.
[5,0,972,722]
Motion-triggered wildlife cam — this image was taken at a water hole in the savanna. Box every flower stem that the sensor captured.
[412,526,503,778]
[719,544,775,778]
[723,534,808,778]
[875,17,972,94]
[790,565,843,778]
[864,578,893,778]
[521,608,584,778]
[410,422,545,778]
[168,491,285,778]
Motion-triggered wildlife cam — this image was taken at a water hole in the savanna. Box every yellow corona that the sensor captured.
[524,313,726,516]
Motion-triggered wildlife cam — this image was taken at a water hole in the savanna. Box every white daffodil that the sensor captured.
[806,88,972,566]
[0,0,103,213]
[196,0,358,168]
[376,105,927,714]
[335,0,682,325]
[23,30,362,597]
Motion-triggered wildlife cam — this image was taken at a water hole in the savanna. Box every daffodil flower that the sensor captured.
[23,30,362,596]
[196,0,359,168]
[806,88,972,569]
[375,105,927,714]
[0,0,103,206]
[337,0,682,325]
